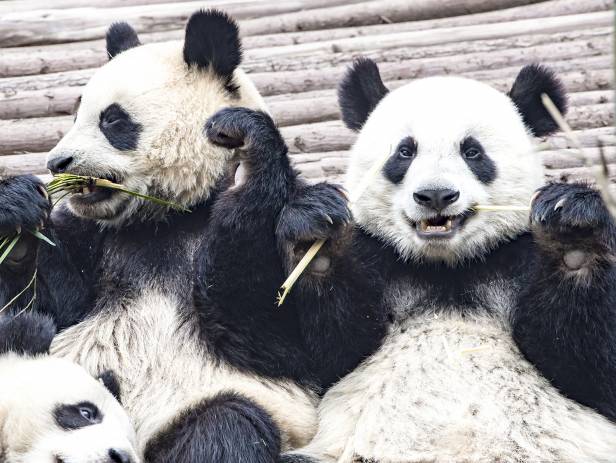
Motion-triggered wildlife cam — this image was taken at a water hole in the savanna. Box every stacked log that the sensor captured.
[0,0,613,186]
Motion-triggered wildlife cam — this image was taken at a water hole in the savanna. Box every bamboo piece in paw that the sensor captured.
[277,148,393,307]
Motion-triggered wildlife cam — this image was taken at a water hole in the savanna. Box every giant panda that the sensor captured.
[0,9,318,463]
[0,311,138,463]
[201,60,616,462]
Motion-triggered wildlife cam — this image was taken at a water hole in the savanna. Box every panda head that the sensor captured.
[47,9,266,226]
[340,59,567,264]
[0,313,138,463]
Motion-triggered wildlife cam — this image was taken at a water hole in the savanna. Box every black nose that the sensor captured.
[413,188,460,211]
[47,155,74,174]
[109,449,132,463]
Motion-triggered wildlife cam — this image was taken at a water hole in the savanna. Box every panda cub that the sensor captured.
[207,60,616,462]
[0,9,317,463]
[0,312,137,463]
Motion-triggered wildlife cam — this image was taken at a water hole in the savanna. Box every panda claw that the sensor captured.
[323,213,333,225]
[554,197,567,211]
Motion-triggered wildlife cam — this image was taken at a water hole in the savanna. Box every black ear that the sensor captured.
[98,370,122,404]
[106,22,141,59]
[0,312,56,356]
[338,57,389,131]
[508,64,567,137]
[183,9,242,81]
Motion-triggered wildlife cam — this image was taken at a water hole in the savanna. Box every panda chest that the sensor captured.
[336,295,616,461]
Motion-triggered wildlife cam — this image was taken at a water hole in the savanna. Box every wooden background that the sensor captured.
[0,0,613,185]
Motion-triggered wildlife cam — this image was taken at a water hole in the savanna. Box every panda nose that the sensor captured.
[47,155,74,174]
[109,449,133,463]
[413,188,460,211]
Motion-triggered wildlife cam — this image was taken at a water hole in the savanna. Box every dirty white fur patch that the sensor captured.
[48,41,267,226]
[293,314,616,463]
[346,76,544,264]
[0,354,138,463]
[50,289,318,456]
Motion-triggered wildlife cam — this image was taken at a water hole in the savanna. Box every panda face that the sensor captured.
[347,76,546,264]
[0,355,138,463]
[46,11,266,226]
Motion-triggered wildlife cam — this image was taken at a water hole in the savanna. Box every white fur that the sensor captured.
[48,41,267,227]
[346,76,545,264]
[0,354,138,463]
[295,313,616,463]
[50,289,318,456]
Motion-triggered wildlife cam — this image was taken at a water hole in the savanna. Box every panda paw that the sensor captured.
[531,182,615,252]
[0,175,51,235]
[205,107,286,162]
[276,182,351,243]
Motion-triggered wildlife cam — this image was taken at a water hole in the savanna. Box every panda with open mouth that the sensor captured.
[201,58,616,462]
[0,312,138,463]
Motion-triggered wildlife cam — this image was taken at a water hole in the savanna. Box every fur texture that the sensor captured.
[1,10,317,463]
[281,60,616,462]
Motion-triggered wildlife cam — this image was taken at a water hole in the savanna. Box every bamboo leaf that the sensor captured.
[29,230,56,246]
[0,234,20,265]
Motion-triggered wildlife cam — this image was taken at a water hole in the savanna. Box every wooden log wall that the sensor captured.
[0,0,613,186]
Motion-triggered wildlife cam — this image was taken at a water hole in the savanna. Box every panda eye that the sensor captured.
[397,144,416,159]
[463,147,481,159]
[78,405,97,422]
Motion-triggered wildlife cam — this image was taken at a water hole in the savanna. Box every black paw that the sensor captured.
[205,107,285,156]
[277,182,351,242]
[0,175,51,235]
[531,182,614,247]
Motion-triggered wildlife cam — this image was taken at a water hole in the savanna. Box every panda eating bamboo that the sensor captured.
[203,59,616,462]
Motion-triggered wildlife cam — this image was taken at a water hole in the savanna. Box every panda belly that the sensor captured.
[300,314,616,463]
[50,288,318,454]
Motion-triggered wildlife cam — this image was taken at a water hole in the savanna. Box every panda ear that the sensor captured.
[0,312,56,356]
[106,22,141,59]
[508,64,567,137]
[338,57,389,131]
[98,370,122,404]
[183,9,242,81]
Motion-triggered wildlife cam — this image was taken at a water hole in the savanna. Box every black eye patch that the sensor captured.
[383,137,417,184]
[460,137,497,184]
[99,103,142,151]
[54,402,103,430]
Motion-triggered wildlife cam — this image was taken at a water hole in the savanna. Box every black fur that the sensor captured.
[279,455,318,463]
[144,393,280,463]
[197,107,387,389]
[338,58,389,131]
[0,311,56,356]
[0,175,50,235]
[106,22,141,59]
[98,370,122,404]
[508,64,568,137]
[382,137,417,184]
[99,103,142,151]
[54,402,102,430]
[460,136,497,184]
[513,182,616,421]
[183,9,242,91]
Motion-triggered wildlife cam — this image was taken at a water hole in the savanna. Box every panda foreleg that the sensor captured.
[276,188,388,389]
[144,392,281,463]
[0,175,51,305]
[512,182,616,421]
[195,107,314,381]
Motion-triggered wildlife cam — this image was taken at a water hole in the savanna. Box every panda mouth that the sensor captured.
[71,175,120,204]
[411,213,472,239]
